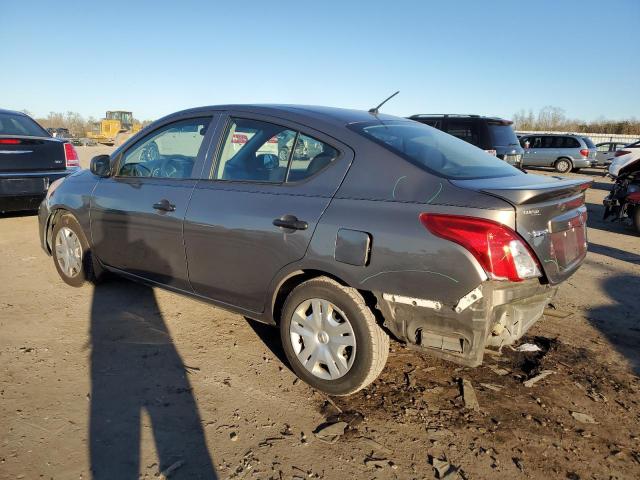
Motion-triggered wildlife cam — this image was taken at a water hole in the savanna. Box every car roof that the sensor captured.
[409,114,508,122]
[167,104,403,127]
[0,108,30,117]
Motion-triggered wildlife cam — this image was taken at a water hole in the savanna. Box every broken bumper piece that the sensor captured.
[375,279,557,367]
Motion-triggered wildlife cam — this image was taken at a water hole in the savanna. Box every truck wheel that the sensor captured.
[554,158,572,173]
[280,277,389,396]
[52,213,102,287]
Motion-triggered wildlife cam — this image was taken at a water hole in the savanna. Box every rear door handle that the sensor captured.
[273,214,308,230]
[153,199,176,212]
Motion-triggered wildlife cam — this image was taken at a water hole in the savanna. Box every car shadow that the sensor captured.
[89,235,217,478]
[587,274,640,376]
[244,317,292,372]
[588,242,640,266]
[0,209,39,218]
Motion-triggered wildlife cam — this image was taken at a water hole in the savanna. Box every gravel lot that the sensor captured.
[1,148,639,479]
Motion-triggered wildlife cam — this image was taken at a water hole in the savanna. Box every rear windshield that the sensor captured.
[0,112,49,137]
[351,120,521,180]
[581,137,596,148]
[488,123,519,147]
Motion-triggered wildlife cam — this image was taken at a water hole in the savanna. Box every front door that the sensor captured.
[184,114,353,313]
[91,115,217,290]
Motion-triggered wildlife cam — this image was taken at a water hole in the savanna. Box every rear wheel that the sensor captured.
[52,213,102,287]
[633,206,640,235]
[554,158,572,173]
[280,277,389,396]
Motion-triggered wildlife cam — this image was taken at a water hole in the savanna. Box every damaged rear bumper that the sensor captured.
[374,279,557,367]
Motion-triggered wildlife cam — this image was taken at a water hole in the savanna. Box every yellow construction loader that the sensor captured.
[87,111,143,146]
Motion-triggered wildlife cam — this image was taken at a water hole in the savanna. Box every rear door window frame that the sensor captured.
[207,113,344,186]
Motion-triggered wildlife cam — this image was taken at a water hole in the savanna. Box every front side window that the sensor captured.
[215,118,338,183]
[118,117,210,179]
[351,120,520,180]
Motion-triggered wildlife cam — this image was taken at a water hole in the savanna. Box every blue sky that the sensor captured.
[2,0,638,121]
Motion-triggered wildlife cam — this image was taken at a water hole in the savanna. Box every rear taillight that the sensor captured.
[615,150,631,157]
[419,214,541,282]
[63,142,79,167]
[0,138,21,144]
[579,149,589,158]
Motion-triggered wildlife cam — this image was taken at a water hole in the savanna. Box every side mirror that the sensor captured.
[90,155,111,177]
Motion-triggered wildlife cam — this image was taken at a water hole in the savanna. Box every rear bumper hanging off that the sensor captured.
[374,279,557,367]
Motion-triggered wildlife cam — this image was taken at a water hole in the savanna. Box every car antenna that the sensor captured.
[369,91,400,115]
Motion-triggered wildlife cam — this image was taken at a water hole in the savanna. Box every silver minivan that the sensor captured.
[519,134,597,173]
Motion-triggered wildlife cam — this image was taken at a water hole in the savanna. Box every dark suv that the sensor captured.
[408,114,524,168]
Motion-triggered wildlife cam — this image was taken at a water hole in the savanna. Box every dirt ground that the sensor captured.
[1,148,639,480]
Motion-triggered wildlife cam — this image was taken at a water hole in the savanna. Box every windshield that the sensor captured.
[581,137,596,149]
[350,120,521,180]
[0,112,49,137]
[488,123,519,146]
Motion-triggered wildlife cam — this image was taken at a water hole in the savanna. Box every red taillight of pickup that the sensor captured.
[419,214,541,282]
[579,149,589,158]
[0,138,22,144]
[615,150,631,158]
[63,142,79,168]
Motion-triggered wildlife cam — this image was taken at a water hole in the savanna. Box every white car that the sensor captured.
[609,140,640,177]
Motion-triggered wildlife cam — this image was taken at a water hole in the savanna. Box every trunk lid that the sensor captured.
[451,173,592,284]
[0,135,67,172]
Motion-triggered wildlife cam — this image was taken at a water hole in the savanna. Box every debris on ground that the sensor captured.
[480,383,503,392]
[515,343,542,352]
[313,421,348,444]
[429,454,459,479]
[157,459,185,478]
[364,456,390,469]
[488,365,511,376]
[461,378,481,412]
[513,457,525,472]
[359,436,393,455]
[523,370,554,388]
[571,411,598,424]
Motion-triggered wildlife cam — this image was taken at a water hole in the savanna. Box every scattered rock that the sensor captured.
[313,421,348,444]
[571,412,597,424]
[230,431,238,441]
[480,383,502,392]
[428,454,459,479]
[513,457,524,472]
[460,379,480,412]
[364,456,388,469]
[359,436,393,455]
[523,370,554,388]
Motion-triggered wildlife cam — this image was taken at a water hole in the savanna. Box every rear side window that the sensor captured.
[215,118,338,183]
[581,137,595,148]
[446,119,480,146]
[350,120,520,180]
[0,112,48,137]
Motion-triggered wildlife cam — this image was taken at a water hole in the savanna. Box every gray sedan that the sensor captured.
[38,105,591,395]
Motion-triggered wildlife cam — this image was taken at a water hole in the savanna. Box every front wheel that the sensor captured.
[52,213,102,287]
[280,277,389,396]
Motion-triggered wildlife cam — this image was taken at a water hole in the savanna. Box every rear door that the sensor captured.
[184,113,353,313]
[91,115,218,290]
[595,142,612,165]
[522,136,546,166]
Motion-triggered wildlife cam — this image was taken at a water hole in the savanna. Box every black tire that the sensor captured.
[51,213,102,287]
[279,276,389,396]
[633,206,640,235]
[554,158,572,173]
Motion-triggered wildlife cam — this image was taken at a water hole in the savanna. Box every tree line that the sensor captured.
[512,106,640,135]
[22,110,153,138]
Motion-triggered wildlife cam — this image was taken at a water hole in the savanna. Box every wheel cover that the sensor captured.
[558,160,570,171]
[55,227,82,278]
[289,298,356,380]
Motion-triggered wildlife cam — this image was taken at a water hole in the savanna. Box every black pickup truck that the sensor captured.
[0,109,80,213]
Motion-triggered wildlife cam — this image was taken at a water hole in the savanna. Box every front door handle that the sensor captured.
[273,214,308,230]
[153,199,176,212]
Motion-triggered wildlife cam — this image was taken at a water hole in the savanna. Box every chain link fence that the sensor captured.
[516,131,639,145]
